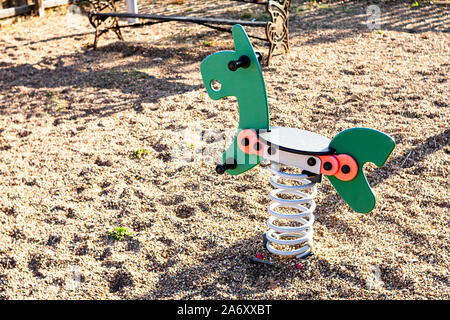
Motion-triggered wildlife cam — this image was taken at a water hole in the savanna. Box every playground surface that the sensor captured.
[0,1,449,299]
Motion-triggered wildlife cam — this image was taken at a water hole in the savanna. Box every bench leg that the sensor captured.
[266,0,290,65]
[112,19,124,41]
[94,25,99,50]
[88,12,101,50]
[88,0,125,49]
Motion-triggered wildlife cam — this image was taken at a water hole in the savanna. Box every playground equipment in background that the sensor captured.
[87,0,290,64]
[200,25,395,259]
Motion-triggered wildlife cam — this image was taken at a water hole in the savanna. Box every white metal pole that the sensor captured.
[36,0,45,17]
[125,0,139,24]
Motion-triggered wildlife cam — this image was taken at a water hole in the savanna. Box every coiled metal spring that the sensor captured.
[265,162,317,258]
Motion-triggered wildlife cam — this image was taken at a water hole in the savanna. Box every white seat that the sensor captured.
[258,126,333,155]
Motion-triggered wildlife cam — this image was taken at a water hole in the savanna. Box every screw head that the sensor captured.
[323,162,332,171]
[216,164,225,174]
[267,146,276,155]
[307,157,316,166]
[341,165,351,174]
[228,60,237,71]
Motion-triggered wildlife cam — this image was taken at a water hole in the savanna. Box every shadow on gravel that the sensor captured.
[289,2,449,46]
[134,232,369,299]
[134,236,289,299]
[0,43,211,120]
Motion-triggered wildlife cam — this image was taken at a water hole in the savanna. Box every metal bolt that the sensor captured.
[323,162,332,171]
[341,165,350,174]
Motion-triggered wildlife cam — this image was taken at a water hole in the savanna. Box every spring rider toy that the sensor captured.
[200,25,395,260]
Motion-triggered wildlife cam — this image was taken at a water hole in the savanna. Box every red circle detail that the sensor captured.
[237,129,264,156]
[334,154,358,181]
[319,155,339,175]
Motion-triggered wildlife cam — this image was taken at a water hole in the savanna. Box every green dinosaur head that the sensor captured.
[200,25,270,175]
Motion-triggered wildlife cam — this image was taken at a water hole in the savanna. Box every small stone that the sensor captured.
[95,156,113,167]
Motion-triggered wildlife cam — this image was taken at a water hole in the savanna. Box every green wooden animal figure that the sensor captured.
[200,25,395,258]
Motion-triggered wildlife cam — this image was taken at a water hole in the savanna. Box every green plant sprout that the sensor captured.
[109,227,133,241]
[132,149,149,159]
[295,5,308,13]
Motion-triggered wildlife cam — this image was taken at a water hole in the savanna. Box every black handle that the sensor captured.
[215,158,237,174]
[228,55,251,71]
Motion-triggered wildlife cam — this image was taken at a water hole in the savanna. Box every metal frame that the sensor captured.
[266,0,290,63]
[87,0,290,65]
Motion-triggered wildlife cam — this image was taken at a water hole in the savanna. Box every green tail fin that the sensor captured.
[327,128,395,213]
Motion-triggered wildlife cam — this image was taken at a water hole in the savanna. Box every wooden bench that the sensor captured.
[87,0,291,64]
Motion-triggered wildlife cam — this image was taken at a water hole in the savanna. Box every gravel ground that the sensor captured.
[0,0,449,299]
